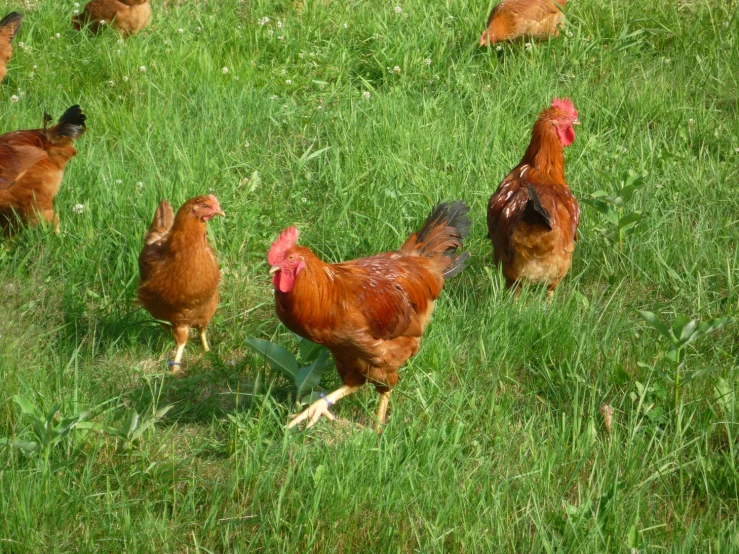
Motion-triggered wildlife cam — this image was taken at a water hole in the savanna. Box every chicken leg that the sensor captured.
[375,391,391,430]
[169,326,188,375]
[200,329,210,352]
[288,384,361,429]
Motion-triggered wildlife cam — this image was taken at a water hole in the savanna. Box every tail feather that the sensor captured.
[48,105,87,141]
[144,200,174,245]
[401,200,471,279]
[522,185,552,230]
[0,12,23,40]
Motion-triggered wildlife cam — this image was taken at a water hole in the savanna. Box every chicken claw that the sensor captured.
[288,398,336,429]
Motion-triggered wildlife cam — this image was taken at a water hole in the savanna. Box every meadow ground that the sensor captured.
[1,0,738,551]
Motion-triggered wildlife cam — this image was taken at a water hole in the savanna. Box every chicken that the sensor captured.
[0,106,87,236]
[73,0,151,36]
[479,0,567,46]
[137,195,224,374]
[268,201,471,430]
[0,12,22,83]
[487,98,580,294]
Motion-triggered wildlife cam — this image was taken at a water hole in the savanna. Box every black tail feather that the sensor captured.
[50,105,87,140]
[414,200,472,280]
[523,185,552,230]
[0,12,23,40]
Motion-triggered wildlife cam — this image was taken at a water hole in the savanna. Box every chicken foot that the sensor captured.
[169,326,188,375]
[288,385,361,430]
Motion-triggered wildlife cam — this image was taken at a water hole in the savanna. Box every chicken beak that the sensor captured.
[215,208,226,217]
[269,266,280,276]
[572,118,581,125]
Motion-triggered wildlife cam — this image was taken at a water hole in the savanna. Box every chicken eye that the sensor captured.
[202,203,209,209]
[288,254,295,260]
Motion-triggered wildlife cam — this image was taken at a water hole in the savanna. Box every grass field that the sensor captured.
[1,0,738,551]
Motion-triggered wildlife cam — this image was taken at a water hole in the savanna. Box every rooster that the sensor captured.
[268,201,471,430]
[479,0,567,46]
[487,98,580,295]
[0,106,87,235]
[137,195,224,374]
[73,0,152,36]
[0,12,22,83]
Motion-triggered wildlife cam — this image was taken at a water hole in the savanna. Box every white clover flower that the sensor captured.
[74,2,79,6]
[115,179,122,184]
[72,204,85,214]
[496,44,502,51]
[688,118,695,125]
[108,80,115,87]
[566,31,573,37]
[525,42,532,50]
[178,28,184,33]
[258,16,270,26]
[394,6,402,14]
[285,79,292,85]
[10,95,19,102]
[393,65,401,74]
[301,197,307,203]
[278,35,285,40]
[123,76,129,82]
[267,29,274,36]
[18,41,24,49]
[137,182,144,188]
[195,26,202,32]
[100,19,106,25]
[664,58,671,63]
[424,58,432,65]
[343,22,348,29]
[73,9,79,14]
[298,52,304,58]
[139,65,146,72]
[277,20,283,29]
[222,66,229,74]
[245,141,250,148]
[735,147,739,153]
[32,64,36,69]
[55,32,61,39]
[362,91,371,99]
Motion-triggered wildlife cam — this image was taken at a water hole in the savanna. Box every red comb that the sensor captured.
[552,97,578,119]
[268,226,299,265]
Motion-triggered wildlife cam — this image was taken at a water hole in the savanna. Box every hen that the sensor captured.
[0,12,22,83]
[137,195,224,374]
[487,98,580,295]
[73,0,152,35]
[479,0,567,46]
[0,106,87,235]
[268,201,471,430]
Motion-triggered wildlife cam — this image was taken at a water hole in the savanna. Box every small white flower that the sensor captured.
[55,32,61,39]
[10,95,19,102]
[178,28,184,33]
[621,146,627,153]
[108,80,115,87]
[123,76,129,82]
[72,204,85,214]
[115,179,122,184]
[117,38,124,45]
[278,35,285,40]
[277,20,283,29]
[424,58,432,65]
[137,182,144,188]
[32,64,37,69]
[285,79,292,85]
[18,41,24,49]
[301,197,307,203]
[664,58,671,63]
[688,118,695,125]
[195,26,202,32]
[267,29,274,36]
[269,95,278,100]
[735,148,739,153]
[74,2,79,6]
[394,6,402,14]
[525,42,532,50]
[566,31,573,37]
[222,66,229,74]
[100,19,106,25]
[280,69,287,75]
[258,16,270,26]
[234,75,239,80]
[496,44,502,51]
[393,65,401,74]
[362,91,371,99]
[73,9,79,14]
[299,52,304,58]
[139,65,146,72]
[343,22,348,29]
[245,141,250,148]
[237,25,242,30]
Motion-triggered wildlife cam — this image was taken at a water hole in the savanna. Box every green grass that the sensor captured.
[1,0,738,551]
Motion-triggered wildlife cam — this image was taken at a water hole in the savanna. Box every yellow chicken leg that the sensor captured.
[169,326,188,375]
[375,391,391,430]
[288,385,362,429]
[200,330,210,352]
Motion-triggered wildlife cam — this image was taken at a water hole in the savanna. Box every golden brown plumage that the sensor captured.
[0,12,22,83]
[480,0,567,46]
[268,201,471,430]
[487,98,580,293]
[137,195,224,374]
[0,106,87,235]
[73,0,151,35]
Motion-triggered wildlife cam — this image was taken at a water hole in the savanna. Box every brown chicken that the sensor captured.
[73,0,151,35]
[137,195,224,374]
[479,0,567,46]
[0,106,87,235]
[0,12,22,83]
[487,98,580,294]
[268,201,471,430]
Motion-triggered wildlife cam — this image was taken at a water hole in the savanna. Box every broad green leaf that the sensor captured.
[122,410,140,437]
[12,395,41,419]
[245,337,298,378]
[618,212,643,229]
[671,314,693,341]
[298,338,324,364]
[688,317,734,345]
[295,349,333,397]
[0,438,40,452]
[637,310,671,339]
